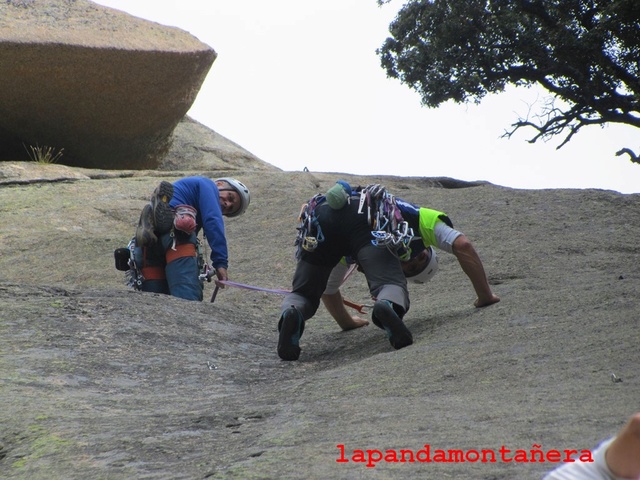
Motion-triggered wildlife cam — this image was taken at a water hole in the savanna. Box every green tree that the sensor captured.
[377,0,640,162]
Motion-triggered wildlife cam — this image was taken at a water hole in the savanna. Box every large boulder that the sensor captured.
[0,0,216,169]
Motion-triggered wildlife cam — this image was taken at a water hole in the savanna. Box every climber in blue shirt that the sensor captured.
[133,176,250,301]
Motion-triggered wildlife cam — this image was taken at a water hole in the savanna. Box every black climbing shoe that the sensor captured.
[277,307,305,361]
[372,300,413,350]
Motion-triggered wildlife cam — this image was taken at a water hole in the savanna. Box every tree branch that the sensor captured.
[616,148,640,165]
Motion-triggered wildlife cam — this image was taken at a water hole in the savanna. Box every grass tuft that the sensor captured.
[24,144,64,164]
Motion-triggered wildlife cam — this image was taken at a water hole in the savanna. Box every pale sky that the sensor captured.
[93,0,640,194]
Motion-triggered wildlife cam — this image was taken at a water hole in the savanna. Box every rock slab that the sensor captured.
[0,0,216,169]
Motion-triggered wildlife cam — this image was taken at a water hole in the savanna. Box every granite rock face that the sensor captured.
[0,167,638,479]
[160,116,280,172]
[0,0,216,169]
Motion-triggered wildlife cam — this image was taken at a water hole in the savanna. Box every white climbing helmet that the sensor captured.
[405,246,439,284]
[215,177,251,217]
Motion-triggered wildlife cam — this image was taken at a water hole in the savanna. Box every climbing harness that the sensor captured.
[294,182,415,262]
[125,237,144,289]
[115,221,211,292]
[295,193,327,259]
[197,233,214,285]
[359,184,415,260]
[113,237,145,289]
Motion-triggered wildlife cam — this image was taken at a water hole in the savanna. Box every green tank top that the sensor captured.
[418,207,451,247]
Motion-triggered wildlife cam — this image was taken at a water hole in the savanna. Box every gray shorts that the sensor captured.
[324,220,462,295]
[433,220,463,254]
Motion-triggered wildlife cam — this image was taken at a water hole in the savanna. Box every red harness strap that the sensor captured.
[165,242,197,264]
[140,246,167,280]
[141,266,166,280]
[140,243,197,280]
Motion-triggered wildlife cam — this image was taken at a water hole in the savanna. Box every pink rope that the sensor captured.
[216,272,371,311]
[218,280,290,295]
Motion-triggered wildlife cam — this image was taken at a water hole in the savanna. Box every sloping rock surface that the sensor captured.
[0,0,215,169]
[161,116,279,172]
[0,164,638,479]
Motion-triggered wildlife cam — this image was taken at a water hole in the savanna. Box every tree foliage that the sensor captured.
[377,0,640,152]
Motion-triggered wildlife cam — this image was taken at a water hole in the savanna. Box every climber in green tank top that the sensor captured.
[321,195,500,331]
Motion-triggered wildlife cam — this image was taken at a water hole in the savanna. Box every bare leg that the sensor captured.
[452,235,500,308]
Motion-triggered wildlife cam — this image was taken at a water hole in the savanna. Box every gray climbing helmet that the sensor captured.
[406,246,439,284]
[215,177,250,217]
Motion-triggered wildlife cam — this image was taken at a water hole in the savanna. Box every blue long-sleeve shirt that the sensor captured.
[169,176,228,269]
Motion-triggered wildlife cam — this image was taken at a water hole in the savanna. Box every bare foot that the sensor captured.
[340,316,370,331]
[475,294,500,308]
